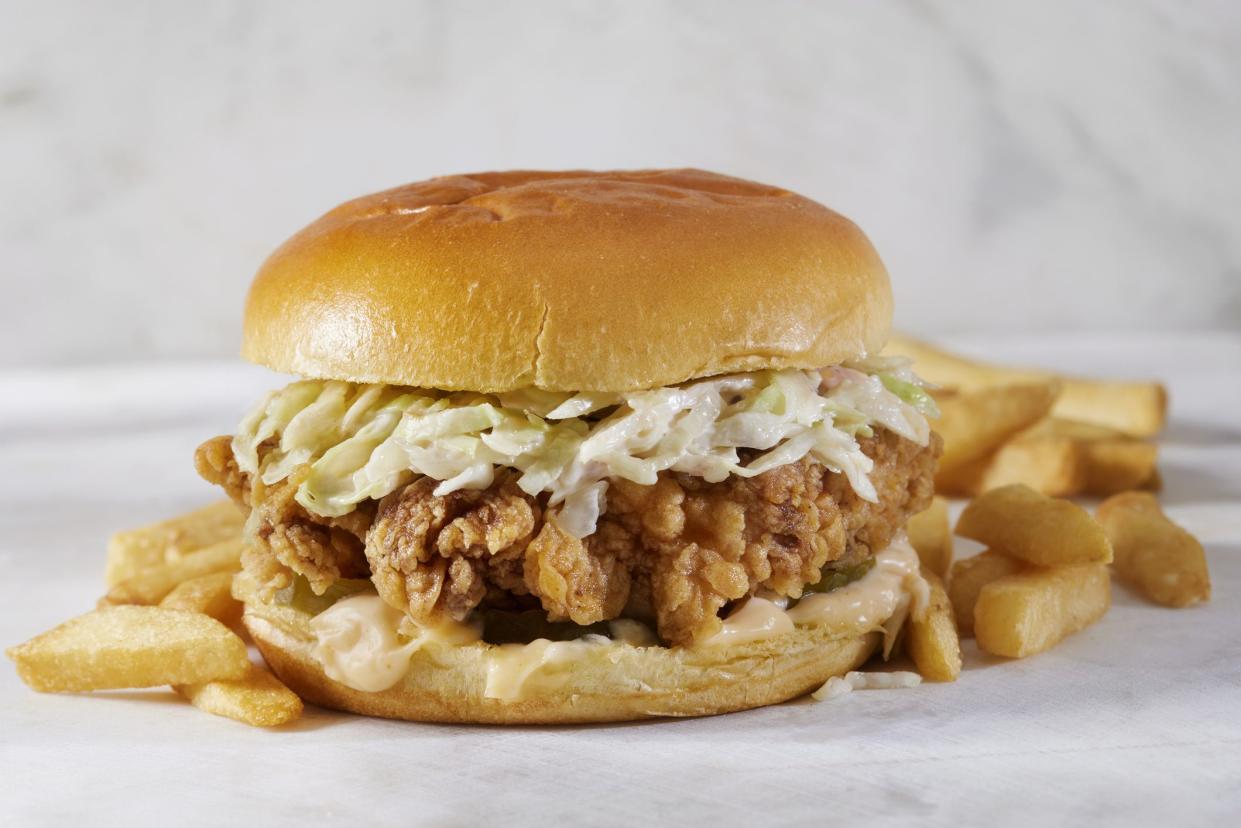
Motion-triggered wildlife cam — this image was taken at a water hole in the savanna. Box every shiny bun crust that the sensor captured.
[243,169,892,392]
[243,598,879,724]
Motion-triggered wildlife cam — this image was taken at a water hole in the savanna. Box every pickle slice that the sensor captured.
[274,575,374,616]
[802,556,877,594]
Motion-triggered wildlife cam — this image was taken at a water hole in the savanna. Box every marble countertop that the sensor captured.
[5,3,1240,368]
[3,333,1239,827]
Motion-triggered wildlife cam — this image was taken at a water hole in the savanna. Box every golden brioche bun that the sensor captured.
[243,596,879,725]
[242,169,892,392]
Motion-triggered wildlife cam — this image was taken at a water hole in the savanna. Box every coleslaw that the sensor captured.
[232,359,934,538]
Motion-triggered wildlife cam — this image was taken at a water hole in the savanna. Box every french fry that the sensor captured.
[907,496,953,578]
[1053,382,1167,441]
[1034,417,1125,442]
[974,563,1111,658]
[175,664,303,727]
[947,550,1024,636]
[105,500,244,586]
[1032,419,1159,494]
[1078,439,1159,495]
[1096,493,1210,608]
[159,572,243,629]
[905,571,961,682]
[937,418,1158,498]
[886,334,1167,436]
[6,606,249,692]
[933,382,1061,478]
[956,484,1113,566]
[104,538,245,607]
[935,434,1083,498]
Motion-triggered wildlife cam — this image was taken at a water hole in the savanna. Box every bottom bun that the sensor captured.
[244,599,880,725]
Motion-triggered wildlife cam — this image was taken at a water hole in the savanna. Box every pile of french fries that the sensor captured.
[906,484,1209,664]
[887,335,1167,497]
[7,502,302,728]
[952,485,1114,657]
[894,335,1207,666]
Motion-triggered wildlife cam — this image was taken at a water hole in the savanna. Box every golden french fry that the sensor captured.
[1031,418,1158,494]
[906,571,961,682]
[936,434,1084,498]
[886,334,1167,436]
[933,382,1061,478]
[1035,417,1122,442]
[1096,493,1210,608]
[1097,490,1161,517]
[974,563,1111,658]
[106,500,244,586]
[947,550,1024,636]
[1079,439,1159,495]
[105,538,245,607]
[1053,382,1167,440]
[175,663,303,727]
[956,484,1113,566]
[940,417,1156,498]
[6,606,249,692]
[160,572,243,629]
[907,496,952,578]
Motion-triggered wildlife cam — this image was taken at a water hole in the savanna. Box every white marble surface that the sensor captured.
[4,1,1240,369]
[3,333,1240,827]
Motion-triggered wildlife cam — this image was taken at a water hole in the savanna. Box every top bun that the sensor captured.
[242,169,892,392]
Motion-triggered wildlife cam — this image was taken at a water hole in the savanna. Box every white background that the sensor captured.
[4,0,1240,368]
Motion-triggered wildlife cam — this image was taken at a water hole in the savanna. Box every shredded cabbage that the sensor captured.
[232,363,933,538]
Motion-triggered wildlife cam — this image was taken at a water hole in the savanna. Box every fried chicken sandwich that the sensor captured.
[196,169,941,723]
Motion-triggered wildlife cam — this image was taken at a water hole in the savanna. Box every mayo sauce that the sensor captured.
[484,638,600,702]
[701,597,795,647]
[481,620,658,701]
[706,536,928,648]
[308,538,929,698]
[787,537,927,628]
[310,594,480,692]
